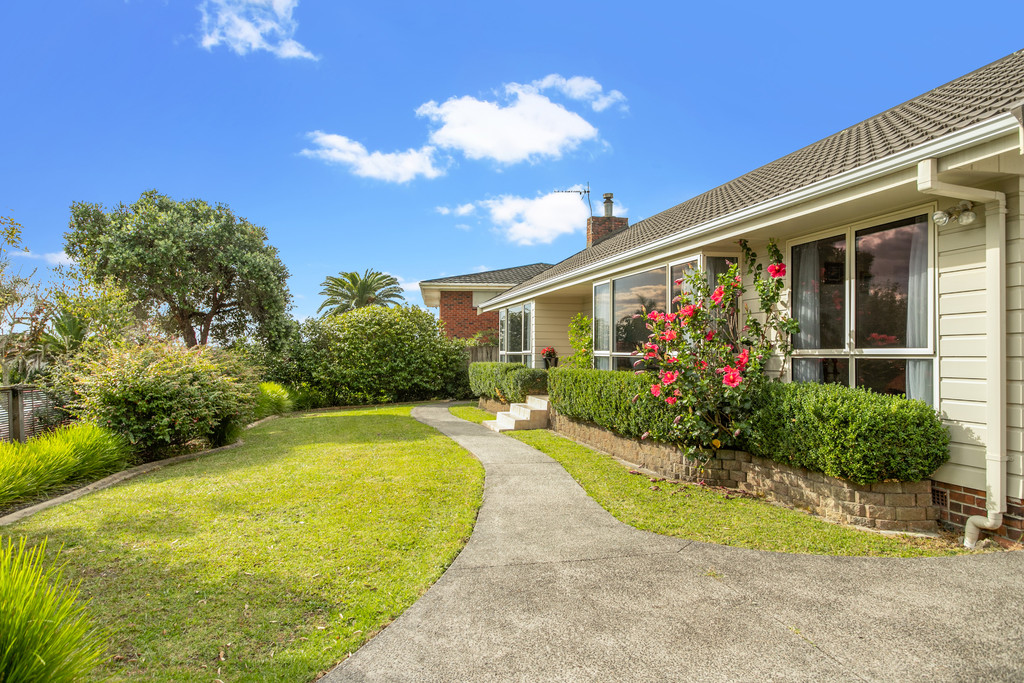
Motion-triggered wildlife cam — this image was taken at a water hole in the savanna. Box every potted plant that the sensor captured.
[541,346,558,369]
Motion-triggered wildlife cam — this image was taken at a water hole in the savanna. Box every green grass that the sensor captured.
[0,423,131,511]
[492,426,962,557]
[448,404,492,424]
[3,406,484,681]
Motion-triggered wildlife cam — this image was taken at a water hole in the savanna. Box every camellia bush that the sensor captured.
[636,240,799,466]
[296,306,470,405]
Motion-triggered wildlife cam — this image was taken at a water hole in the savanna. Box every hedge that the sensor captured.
[549,368,950,485]
[547,368,676,441]
[745,381,950,485]
[469,363,548,404]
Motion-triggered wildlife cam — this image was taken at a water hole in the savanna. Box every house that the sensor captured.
[419,263,552,339]
[477,50,1024,542]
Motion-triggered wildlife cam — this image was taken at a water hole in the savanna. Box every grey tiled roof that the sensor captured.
[498,49,1024,301]
[420,263,554,286]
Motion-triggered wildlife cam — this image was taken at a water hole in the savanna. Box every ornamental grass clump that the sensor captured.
[636,240,799,468]
[0,537,106,682]
[255,381,293,419]
[0,423,130,509]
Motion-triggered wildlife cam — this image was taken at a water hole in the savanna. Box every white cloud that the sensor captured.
[300,131,443,183]
[472,265,489,273]
[11,250,72,266]
[436,203,475,216]
[199,0,317,60]
[416,89,598,164]
[480,188,591,246]
[454,223,472,231]
[529,74,628,112]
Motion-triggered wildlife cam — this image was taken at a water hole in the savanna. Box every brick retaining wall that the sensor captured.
[930,482,1023,543]
[549,412,938,533]
[478,397,507,413]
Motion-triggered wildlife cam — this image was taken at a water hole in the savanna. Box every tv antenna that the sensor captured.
[554,182,592,216]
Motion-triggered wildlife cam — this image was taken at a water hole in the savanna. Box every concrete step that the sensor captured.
[526,394,550,411]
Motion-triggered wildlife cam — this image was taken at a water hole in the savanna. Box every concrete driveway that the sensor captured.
[325,405,1023,682]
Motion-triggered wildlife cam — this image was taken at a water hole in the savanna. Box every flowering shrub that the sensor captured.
[540,346,557,359]
[636,240,798,467]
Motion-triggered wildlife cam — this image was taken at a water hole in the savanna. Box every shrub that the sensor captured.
[295,306,470,406]
[66,342,258,459]
[745,382,950,484]
[548,367,676,439]
[0,537,106,682]
[285,382,330,411]
[254,381,293,419]
[0,423,130,509]
[562,313,593,369]
[469,363,547,403]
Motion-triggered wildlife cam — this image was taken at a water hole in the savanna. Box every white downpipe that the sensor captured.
[916,159,1007,549]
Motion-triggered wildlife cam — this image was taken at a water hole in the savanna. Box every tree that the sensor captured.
[0,213,53,384]
[64,191,292,348]
[316,269,406,317]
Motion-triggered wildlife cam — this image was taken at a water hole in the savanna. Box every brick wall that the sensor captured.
[930,482,1023,544]
[439,290,498,339]
[549,411,938,533]
[587,215,628,247]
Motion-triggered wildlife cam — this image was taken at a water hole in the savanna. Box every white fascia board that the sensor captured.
[480,113,1020,312]
[419,282,516,308]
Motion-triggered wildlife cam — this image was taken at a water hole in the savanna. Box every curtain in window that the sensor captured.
[905,220,931,401]
[792,241,822,382]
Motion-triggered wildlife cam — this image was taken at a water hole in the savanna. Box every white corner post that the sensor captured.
[917,158,1008,548]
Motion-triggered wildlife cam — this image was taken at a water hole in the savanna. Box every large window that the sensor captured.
[499,302,532,366]
[593,255,737,370]
[790,214,934,403]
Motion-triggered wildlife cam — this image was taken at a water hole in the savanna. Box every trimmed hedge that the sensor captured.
[469,363,548,404]
[745,381,950,485]
[549,369,950,485]
[547,368,676,440]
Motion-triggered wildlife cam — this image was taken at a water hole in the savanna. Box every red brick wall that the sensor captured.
[931,481,1023,545]
[439,290,498,339]
[587,216,628,247]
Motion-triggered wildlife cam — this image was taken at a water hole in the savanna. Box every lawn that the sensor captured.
[449,406,963,557]
[2,406,484,682]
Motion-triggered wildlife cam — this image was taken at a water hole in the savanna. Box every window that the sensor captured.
[790,214,934,404]
[592,255,739,370]
[499,302,532,366]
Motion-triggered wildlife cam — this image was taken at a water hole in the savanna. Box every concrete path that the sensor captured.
[326,405,1024,682]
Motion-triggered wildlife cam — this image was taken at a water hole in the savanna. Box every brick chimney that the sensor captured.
[587,193,628,248]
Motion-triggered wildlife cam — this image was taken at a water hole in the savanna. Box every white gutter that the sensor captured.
[916,158,1008,549]
[482,113,1019,311]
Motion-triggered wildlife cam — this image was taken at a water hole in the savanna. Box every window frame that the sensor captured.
[786,205,938,404]
[498,301,533,367]
[592,253,739,369]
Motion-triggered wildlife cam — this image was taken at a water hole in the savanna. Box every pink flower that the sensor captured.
[665,313,677,323]
[665,396,678,405]
[698,360,708,370]
[661,370,679,385]
[767,263,787,278]
[680,304,696,318]
[650,384,662,397]
[722,366,742,388]
[673,389,682,397]
[705,330,715,341]
[736,349,749,370]
[732,275,742,288]
[711,286,725,304]
[674,278,684,285]
[659,329,677,342]
[647,310,663,321]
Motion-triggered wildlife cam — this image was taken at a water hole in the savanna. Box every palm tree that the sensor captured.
[317,269,406,317]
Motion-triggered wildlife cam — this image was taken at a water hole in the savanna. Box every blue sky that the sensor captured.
[3,1,1021,320]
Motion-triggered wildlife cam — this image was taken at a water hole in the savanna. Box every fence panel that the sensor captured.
[468,346,498,364]
[0,386,57,443]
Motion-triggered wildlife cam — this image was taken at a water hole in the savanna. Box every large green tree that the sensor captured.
[65,191,292,348]
[317,269,406,317]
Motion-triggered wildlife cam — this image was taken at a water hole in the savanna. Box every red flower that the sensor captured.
[665,396,678,405]
[736,348,749,370]
[659,329,677,342]
[767,263,787,278]
[647,310,663,321]
[650,384,662,397]
[665,312,677,323]
[711,286,725,304]
[661,370,679,385]
[705,330,715,341]
[680,304,696,318]
[722,366,742,387]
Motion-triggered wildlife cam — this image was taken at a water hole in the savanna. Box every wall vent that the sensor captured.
[932,489,948,507]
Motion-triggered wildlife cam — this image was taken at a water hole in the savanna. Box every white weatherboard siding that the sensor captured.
[530,298,587,367]
[933,183,1024,498]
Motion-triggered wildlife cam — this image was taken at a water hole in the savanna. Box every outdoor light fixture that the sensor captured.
[932,201,977,226]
